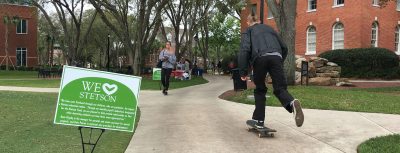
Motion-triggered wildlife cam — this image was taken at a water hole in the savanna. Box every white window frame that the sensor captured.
[332,22,344,50]
[371,22,379,47]
[372,0,380,7]
[16,48,27,67]
[306,26,317,55]
[395,26,400,55]
[333,0,345,8]
[16,19,28,34]
[307,0,317,12]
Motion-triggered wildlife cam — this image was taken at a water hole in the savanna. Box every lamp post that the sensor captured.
[260,0,264,24]
[107,34,110,71]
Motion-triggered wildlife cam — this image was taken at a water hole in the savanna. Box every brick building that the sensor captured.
[0,3,38,68]
[240,0,400,56]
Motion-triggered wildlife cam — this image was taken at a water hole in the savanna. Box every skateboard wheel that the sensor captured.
[270,133,274,137]
[258,133,262,138]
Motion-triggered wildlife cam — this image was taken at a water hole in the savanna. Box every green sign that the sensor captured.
[152,68,162,80]
[54,66,141,132]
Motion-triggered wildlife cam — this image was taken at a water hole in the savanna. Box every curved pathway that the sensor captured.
[125,75,400,153]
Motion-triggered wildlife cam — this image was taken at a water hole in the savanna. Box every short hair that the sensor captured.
[166,41,172,45]
[247,14,258,23]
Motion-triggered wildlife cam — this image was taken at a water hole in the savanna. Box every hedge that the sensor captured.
[319,48,400,79]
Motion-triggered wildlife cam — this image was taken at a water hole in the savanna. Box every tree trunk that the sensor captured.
[266,0,297,85]
[5,24,9,71]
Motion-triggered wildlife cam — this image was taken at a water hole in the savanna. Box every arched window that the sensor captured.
[395,26,400,54]
[332,23,344,49]
[306,26,317,54]
[371,22,379,47]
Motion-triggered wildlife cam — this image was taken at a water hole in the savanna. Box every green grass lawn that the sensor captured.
[0,91,139,153]
[357,134,400,153]
[226,85,400,114]
[0,79,61,88]
[0,70,38,79]
[0,70,208,89]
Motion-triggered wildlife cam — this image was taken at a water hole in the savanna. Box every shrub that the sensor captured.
[319,48,400,79]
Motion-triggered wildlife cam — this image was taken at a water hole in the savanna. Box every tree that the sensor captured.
[194,0,213,71]
[209,13,240,63]
[89,0,168,75]
[52,0,98,66]
[31,0,97,66]
[265,0,297,85]
[1,15,19,70]
[214,0,245,21]
[164,0,191,59]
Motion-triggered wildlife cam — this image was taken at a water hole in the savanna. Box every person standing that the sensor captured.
[238,15,304,128]
[159,41,176,95]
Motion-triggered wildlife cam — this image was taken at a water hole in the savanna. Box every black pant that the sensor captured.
[161,68,173,90]
[252,56,294,122]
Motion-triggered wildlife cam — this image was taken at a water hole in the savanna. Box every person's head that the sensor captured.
[247,15,259,26]
[165,41,172,49]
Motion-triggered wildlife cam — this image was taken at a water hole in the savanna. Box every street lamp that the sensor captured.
[107,34,110,71]
[260,0,264,24]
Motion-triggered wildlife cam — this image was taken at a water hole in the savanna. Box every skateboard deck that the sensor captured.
[246,120,277,138]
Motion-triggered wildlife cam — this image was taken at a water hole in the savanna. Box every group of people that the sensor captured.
[158,14,304,129]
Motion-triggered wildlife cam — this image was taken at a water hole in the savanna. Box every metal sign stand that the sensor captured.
[301,61,309,86]
[78,127,106,153]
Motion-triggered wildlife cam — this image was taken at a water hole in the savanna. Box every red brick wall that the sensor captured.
[241,0,400,56]
[361,1,400,51]
[0,4,38,67]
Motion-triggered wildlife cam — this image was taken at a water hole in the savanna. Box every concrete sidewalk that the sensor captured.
[0,86,59,93]
[126,75,400,153]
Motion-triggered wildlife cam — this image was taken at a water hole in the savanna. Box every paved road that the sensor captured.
[125,75,400,153]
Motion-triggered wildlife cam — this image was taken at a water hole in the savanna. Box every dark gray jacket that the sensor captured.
[238,23,288,76]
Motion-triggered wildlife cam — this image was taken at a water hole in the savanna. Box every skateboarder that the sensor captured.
[159,41,176,95]
[238,15,304,129]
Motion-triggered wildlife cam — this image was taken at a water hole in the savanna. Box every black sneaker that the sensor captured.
[255,120,265,129]
[292,99,304,127]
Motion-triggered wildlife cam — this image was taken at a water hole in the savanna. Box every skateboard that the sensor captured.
[246,120,277,138]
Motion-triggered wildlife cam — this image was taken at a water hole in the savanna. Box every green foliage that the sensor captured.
[208,13,241,62]
[319,48,400,79]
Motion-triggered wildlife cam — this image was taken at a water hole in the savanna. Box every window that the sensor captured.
[16,48,27,66]
[395,26,400,54]
[267,8,273,19]
[372,0,379,6]
[334,0,344,6]
[371,22,379,47]
[16,19,27,34]
[251,4,257,15]
[308,0,317,11]
[332,23,344,49]
[397,0,400,11]
[306,26,317,54]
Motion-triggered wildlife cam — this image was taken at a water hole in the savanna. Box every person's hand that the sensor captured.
[241,76,247,81]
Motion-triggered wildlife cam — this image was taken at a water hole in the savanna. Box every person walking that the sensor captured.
[238,15,304,129]
[159,41,176,95]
